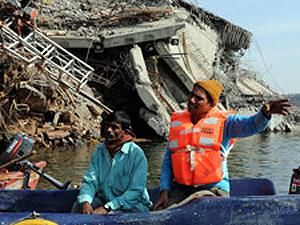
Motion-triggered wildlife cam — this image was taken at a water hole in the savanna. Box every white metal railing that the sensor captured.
[0,20,112,113]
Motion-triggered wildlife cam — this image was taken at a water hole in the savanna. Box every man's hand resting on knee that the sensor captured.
[152,190,169,210]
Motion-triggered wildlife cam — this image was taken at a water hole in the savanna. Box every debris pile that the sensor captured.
[0,53,102,147]
[37,0,173,36]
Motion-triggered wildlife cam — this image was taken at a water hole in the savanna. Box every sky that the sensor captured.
[188,0,300,94]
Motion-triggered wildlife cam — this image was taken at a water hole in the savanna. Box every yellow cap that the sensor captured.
[194,80,223,105]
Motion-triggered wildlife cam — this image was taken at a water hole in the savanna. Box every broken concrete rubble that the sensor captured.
[129,45,170,137]
[0,0,298,144]
[0,49,103,147]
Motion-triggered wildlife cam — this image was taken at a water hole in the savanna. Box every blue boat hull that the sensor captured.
[1,178,300,225]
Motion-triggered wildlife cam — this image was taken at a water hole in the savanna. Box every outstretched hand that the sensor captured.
[263,99,292,117]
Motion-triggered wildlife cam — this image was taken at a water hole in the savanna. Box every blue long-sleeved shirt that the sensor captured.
[159,110,271,193]
[77,141,152,212]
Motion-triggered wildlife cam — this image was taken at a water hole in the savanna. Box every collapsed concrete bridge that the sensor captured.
[0,0,295,145]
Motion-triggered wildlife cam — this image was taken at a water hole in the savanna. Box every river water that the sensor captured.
[34,130,300,194]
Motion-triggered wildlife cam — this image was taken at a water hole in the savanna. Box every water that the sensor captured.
[33,130,300,194]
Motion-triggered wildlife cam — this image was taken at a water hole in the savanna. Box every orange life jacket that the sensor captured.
[168,107,230,186]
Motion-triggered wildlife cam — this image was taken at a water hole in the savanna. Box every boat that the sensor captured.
[0,161,47,190]
[0,133,47,190]
[1,178,300,225]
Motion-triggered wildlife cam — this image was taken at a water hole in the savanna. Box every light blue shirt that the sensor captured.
[77,142,152,212]
[160,110,271,193]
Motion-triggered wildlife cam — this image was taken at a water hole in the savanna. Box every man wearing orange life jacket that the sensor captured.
[153,80,291,210]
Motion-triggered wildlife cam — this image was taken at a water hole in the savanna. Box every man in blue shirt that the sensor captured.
[153,80,291,210]
[74,111,152,214]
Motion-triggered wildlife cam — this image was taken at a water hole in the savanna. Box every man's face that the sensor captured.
[103,121,125,142]
[187,85,212,117]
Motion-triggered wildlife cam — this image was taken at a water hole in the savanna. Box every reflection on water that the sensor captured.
[229,131,300,194]
[33,131,300,194]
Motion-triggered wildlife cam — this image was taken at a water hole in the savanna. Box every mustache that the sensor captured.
[104,131,123,140]
[105,133,115,138]
[188,102,197,109]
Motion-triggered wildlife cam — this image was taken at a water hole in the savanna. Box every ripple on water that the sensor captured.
[35,132,300,194]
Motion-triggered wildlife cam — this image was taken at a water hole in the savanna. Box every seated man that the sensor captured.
[73,111,152,214]
[153,80,291,210]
